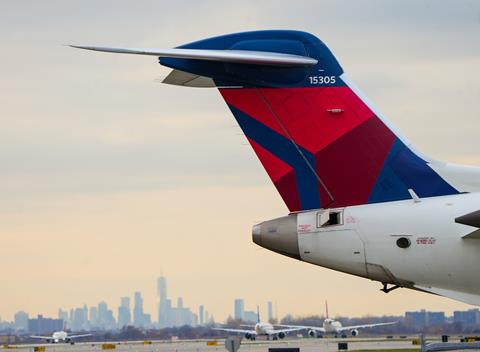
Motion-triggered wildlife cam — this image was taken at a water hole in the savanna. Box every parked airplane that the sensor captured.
[30,331,91,344]
[213,307,302,340]
[278,302,396,337]
[72,30,480,306]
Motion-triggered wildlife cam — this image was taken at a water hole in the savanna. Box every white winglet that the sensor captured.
[69,46,318,67]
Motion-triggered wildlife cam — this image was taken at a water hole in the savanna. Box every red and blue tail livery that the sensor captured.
[72,30,459,212]
[159,30,458,211]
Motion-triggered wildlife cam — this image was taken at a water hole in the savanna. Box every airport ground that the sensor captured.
[0,336,449,352]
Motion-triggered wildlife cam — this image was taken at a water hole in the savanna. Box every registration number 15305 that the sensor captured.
[308,76,336,85]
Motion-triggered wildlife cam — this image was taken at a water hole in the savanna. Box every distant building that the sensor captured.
[428,312,446,326]
[244,310,258,323]
[118,297,131,328]
[157,277,169,327]
[72,307,87,331]
[267,301,273,321]
[169,298,196,327]
[199,305,204,325]
[83,305,88,326]
[405,310,445,329]
[144,313,151,326]
[89,307,98,328]
[234,299,244,320]
[165,299,172,323]
[98,301,115,330]
[133,292,149,327]
[454,309,480,326]
[69,308,74,327]
[14,311,29,332]
[58,309,68,324]
[28,315,63,334]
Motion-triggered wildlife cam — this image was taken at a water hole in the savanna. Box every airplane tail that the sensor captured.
[78,30,461,211]
[325,300,329,319]
[160,30,460,211]
[257,305,260,323]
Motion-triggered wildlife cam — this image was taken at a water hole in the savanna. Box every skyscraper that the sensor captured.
[28,315,63,334]
[134,291,146,327]
[72,307,87,331]
[199,305,204,325]
[89,306,98,328]
[14,311,29,331]
[234,299,244,320]
[98,301,108,328]
[83,305,88,325]
[158,276,169,327]
[267,301,273,321]
[157,277,167,300]
[118,296,131,328]
[58,309,68,324]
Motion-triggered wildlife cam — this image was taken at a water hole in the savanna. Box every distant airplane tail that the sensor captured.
[74,30,462,211]
[257,305,260,323]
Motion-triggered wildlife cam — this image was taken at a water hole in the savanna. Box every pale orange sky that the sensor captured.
[1,0,480,322]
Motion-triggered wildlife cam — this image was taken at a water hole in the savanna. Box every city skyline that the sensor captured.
[3,274,480,332]
[1,272,478,323]
[0,276,279,330]
[4,303,480,334]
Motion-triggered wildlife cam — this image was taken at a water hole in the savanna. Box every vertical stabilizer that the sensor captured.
[157,30,459,211]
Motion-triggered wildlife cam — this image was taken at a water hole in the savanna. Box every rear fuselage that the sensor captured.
[253,192,480,302]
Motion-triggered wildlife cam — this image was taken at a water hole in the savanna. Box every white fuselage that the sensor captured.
[255,322,275,335]
[322,319,343,334]
[50,331,69,343]
[297,193,480,301]
[254,192,480,305]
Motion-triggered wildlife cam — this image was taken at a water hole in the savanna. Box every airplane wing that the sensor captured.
[30,336,52,339]
[336,321,397,332]
[212,327,256,335]
[274,324,326,333]
[69,46,318,67]
[68,334,92,339]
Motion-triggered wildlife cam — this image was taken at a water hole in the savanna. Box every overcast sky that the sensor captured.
[1,0,480,322]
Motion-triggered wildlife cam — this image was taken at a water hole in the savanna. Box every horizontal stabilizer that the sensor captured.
[69,46,318,67]
[462,229,480,239]
[162,69,215,88]
[455,210,480,238]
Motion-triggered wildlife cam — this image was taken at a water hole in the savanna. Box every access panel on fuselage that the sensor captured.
[297,210,367,278]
